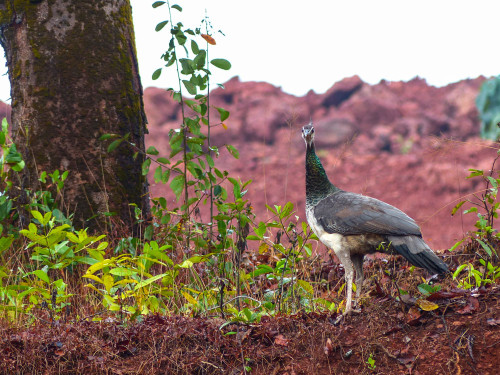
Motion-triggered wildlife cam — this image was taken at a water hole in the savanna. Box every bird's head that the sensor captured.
[302,123,315,147]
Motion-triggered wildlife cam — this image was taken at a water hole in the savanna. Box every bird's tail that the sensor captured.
[388,235,448,274]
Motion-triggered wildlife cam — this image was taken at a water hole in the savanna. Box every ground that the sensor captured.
[1,259,498,374]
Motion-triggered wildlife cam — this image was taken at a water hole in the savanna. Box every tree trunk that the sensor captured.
[0,0,150,232]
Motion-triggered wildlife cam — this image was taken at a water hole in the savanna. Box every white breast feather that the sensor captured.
[306,207,344,253]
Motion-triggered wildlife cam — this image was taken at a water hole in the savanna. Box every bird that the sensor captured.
[302,123,448,318]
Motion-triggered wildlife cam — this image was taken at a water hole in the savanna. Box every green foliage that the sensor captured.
[366,353,376,370]
[451,161,500,257]
[417,282,441,296]
[476,76,500,140]
[452,262,499,289]
[450,155,500,290]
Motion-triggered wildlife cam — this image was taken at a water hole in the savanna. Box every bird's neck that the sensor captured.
[305,143,339,205]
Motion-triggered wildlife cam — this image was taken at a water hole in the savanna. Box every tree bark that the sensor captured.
[0,0,150,232]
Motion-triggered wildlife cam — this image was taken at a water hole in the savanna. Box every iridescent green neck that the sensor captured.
[305,143,339,205]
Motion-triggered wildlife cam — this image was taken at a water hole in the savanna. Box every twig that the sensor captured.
[205,295,262,312]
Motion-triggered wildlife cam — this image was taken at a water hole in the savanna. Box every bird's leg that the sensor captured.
[352,254,364,310]
[334,250,355,317]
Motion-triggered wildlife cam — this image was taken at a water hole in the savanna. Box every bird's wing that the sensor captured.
[314,191,422,236]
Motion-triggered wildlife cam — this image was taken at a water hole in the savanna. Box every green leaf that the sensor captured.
[152,1,166,7]
[417,283,435,296]
[152,68,162,80]
[146,146,159,155]
[214,185,222,196]
[210,58,231,70]
[191,40,200,54]
[109,267,136,276]
[5,144,22,163]
[157,157,170,164]
[476,239,493,257]
[226,144,239,159]
[216,107,230,122]
[218,220,227,236]
[296,279,314,297]
[467,169,483,178]
[161,169,170,183]
[451,201,465,216]
[449,239,463,252]
[249,264,273,278]
[175,32,187,46]
[487,176,498,187]
[33,270,50,284]
[31,210,44,224]
[155,20,169,32]
[171,4,182,11]
[0,236,14,255]
[107,139,123,153]
[11,160,25,172]
[154,166,163,183]
[170,175,185,201]
[43,211,52,225]
[142,158,151,176]
[182,80,197,95]
[99,133,114,141]
[206,154,215,168]
[135,273,165,290]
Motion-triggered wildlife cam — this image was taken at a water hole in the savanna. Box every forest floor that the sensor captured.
[1,249,499,374]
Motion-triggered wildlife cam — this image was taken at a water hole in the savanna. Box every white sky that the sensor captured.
[0,0,499,102]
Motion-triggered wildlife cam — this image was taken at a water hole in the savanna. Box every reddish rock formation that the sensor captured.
[146,76,492,251]
[0,101,11,124]
[1,76,494,250]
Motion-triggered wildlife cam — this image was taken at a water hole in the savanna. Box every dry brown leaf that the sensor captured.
[487,318,500,326]
[201,34,216,45]
[406,306,421,324]
[457,296,479,315]
[274,334,289,346]
[324,338,333,356]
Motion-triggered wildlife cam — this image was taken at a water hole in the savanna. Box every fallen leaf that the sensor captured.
[456,296,479,315]
[487,318,500,326]
[324,338,333,356]
[417,298,439,311]
[274,334,289,346]
[236,328,251,343]
[400,293,416,305]
[427,291,465,301]
[397,354,416,365]
[406,307,421,324]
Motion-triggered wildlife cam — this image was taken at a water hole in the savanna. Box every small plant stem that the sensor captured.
[218,279,225,319]
[167,0,190,249]
[205,12,214,248]
[235,217,248,312]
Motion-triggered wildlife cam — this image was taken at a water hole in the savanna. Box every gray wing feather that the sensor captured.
[314,191,422,236]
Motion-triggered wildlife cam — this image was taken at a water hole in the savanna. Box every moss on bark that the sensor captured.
[0,0,150,232]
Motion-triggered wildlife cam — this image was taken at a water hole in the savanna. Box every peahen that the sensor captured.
[302,123,448,317]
